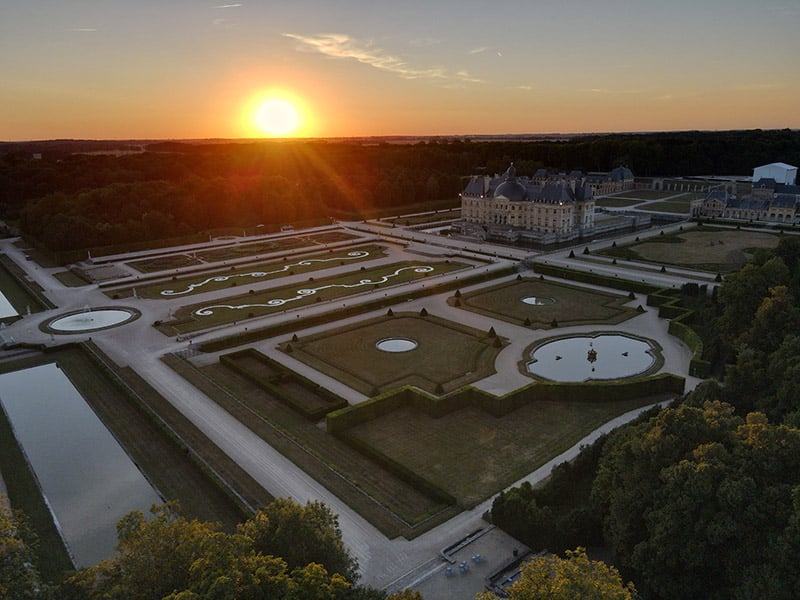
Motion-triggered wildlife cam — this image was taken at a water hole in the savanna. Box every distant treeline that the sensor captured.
[2,130,799,254]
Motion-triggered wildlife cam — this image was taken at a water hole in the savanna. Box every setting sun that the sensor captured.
[256,98,300,137]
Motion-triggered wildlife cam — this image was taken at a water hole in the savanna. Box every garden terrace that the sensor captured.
[454,278,638,329]
[167,354,458,539]
[110,244,387,300]
[280,312,505,397]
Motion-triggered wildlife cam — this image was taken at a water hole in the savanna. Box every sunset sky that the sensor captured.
[2,1,799,140]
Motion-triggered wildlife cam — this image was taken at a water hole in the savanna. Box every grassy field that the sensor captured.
[347,394,663,507]
[598,228,780,272]
[608,189,681,200]
[161,259,471,335]
[284,313,504,396]
[457,279,638,329]
[168,355,458,538]
[111,244,387,300]
[594,197,644,208]
[638,200,692,214]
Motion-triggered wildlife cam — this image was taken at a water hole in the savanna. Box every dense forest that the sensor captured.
[491,236,800,600]
[1,130,799,257]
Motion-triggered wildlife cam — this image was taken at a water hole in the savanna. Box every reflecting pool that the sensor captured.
[526,333,656,382]
[48,308,135,332]
[0,290,18,318]
[0,363,162,566]
[376,338,419,353]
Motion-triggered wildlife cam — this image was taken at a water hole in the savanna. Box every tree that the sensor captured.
[0,501,44,600]
[592,402,800,600]
[63,500,358,600]
[475,547,636,600]
[239,499,359,582]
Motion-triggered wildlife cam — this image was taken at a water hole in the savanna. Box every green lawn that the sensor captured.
[456,278,637,329]
[594,197,644,208]
[598,228,780,272]
[161,259,471,334]
[608,189,681,200]
[347,395,661,507]
[638,200,692,214]
[285,313,503,396]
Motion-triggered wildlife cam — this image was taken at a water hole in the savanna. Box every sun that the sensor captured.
[255,98,300,137]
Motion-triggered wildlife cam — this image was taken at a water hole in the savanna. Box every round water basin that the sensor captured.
[376,338,418,353]
[521,296,556,306]
[46,308,138,333]
[526,333,657,382]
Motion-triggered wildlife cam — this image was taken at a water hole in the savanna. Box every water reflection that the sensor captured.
[0,363,162,566]
[526,334,656,382]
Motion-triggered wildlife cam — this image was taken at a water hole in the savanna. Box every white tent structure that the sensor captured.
[753,162,797,186]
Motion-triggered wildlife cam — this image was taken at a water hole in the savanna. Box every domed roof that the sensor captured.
[494,163,527,201]
[494,180,528,202]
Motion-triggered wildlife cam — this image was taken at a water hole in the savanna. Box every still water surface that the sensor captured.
[0,363,162,566]
[0,290,18,318]
[527,334,655,382]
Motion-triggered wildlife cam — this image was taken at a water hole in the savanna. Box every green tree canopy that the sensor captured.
[475,547,636,600]
[592,403,800,600]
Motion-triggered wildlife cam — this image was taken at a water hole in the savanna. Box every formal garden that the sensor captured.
[109,244,387,299]
[451,277,639,329]
[280,312,505,396]
[157,259,471,335]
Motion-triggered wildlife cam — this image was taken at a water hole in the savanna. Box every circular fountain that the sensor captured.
[526,332,659,382]
[521,296,556,306]
[44,307,139,334]
[375,337,418,353]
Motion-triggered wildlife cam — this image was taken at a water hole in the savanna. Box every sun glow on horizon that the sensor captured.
[243,90,311,138]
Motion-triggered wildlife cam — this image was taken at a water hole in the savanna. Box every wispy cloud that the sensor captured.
[468,46,489,55]
[212,3,241,8]
[284,32,482,85]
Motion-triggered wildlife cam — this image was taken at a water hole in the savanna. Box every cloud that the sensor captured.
[468,46,489,55]
[284,32,481,85]
[212,3,242,7]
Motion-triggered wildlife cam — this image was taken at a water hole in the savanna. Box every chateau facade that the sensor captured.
[460,164,598,239]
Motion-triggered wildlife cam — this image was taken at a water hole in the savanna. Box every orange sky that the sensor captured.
[2,1,799,140]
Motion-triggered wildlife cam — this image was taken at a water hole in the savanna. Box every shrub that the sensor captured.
[550,318,559,328]
[582,246,590,255]
[568,250,575,258]
[387,308,394,316]
[419,307,428,317]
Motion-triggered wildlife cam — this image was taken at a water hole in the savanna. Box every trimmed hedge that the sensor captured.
[532,263,661,294]
[221,348,348,421]
[327,374,685,435]
[646,288,711,378]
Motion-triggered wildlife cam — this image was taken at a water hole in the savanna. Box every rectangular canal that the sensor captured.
[0,363,162,567]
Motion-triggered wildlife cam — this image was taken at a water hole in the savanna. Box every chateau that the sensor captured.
[694,162,800,224]
[460,164,634,243]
